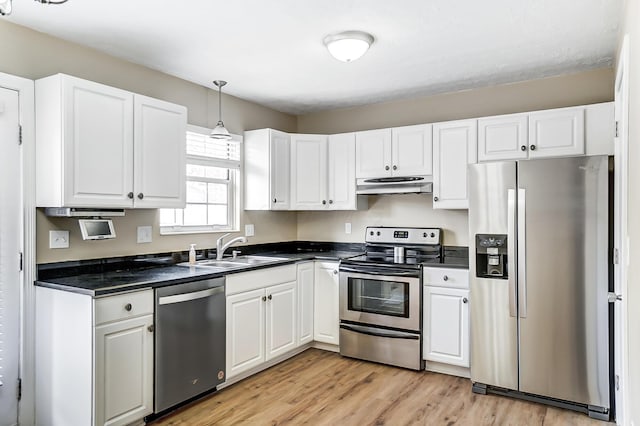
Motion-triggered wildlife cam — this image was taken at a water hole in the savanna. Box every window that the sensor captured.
[160,125,241,234]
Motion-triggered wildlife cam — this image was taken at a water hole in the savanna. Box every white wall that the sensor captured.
[618,1,640,424]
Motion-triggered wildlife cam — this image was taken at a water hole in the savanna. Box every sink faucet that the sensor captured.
[216,233,247,260]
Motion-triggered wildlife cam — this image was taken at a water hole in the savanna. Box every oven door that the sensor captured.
[339,266,420,331]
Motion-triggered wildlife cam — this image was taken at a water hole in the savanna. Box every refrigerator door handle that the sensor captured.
[518,188,527,318]
[507,189,517,317]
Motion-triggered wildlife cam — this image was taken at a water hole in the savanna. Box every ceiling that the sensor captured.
[5,0,622,115]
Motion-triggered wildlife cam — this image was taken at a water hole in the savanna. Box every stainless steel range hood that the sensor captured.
[43,207,126,217]
[356,176,433,195]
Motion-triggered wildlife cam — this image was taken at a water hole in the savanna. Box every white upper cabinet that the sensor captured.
[355,125,432,178]
[355,128,392,178]
[244,128,291,210]
[133,95,187,208]
[290,134,328,210]
[290,132,364,211]
[432,119,478,209]
[528,106,585,158]
[35,74,187,208]
[327,133,361,210]
[392,124,433,176]
[478,114,528,162]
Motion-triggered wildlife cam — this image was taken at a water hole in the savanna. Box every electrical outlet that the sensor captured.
[345,223,352,234]
[245,224,255,237]
[49,230,69,249]
[137,226,153,243]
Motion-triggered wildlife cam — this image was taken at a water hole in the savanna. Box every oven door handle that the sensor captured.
[339,266,419,277]
[340,323,420,340]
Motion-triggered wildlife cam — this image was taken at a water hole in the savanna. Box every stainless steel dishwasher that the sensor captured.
[154,277,225,413]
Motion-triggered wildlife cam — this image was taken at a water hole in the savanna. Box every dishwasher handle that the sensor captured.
[158,286,224,305]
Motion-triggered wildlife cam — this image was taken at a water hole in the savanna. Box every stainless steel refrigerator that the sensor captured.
[468,156,610,420]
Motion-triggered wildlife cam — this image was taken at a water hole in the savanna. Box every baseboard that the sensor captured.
[311,341,340,353]
[425,360,471,378]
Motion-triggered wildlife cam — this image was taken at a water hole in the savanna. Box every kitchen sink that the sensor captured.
[180,255,290,270]
[231,255,290,264]
[194,260,246,268]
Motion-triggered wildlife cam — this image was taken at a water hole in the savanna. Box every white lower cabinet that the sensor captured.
[423,286,470,367]
[297,261,315,345]
[35,287,154,426]
[225,265,298,379]
[313,261,340,345]
[423,267,470,374]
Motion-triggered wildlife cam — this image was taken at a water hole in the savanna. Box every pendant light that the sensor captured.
[210,80,232,140]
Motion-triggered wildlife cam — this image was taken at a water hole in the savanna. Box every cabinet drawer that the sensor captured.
[226,264,297,295]
[95,289,154,325]
[423,267,469,289]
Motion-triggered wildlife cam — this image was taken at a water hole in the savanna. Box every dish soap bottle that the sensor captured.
[189,244,197,265]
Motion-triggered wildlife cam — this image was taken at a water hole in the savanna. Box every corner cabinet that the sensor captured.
[35,74,187,208]
[290,132,365,210]
[313,261,340,346]
[244,128,291,210]
[35,287,154,426]
[432,119,477,209]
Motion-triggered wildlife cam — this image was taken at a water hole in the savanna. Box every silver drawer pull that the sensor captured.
[443,275,448,281]
[124,303,132,311]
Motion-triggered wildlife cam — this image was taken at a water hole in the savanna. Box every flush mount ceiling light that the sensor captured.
[210,80,232,140]
[323,31,374,62]
[0,0,68,16]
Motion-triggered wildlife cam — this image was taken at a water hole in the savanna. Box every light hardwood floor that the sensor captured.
[152,349,609,425]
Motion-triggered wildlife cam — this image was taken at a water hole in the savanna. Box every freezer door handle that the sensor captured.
[518,188,527,318]
[507,189,517,317]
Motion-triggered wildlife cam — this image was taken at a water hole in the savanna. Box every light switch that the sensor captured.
[345,223,352,234]
[245,224,255,237]
[49,230,69,249]
[137,226,153,243]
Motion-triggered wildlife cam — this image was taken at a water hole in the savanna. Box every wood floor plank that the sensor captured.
[152,349,610,426]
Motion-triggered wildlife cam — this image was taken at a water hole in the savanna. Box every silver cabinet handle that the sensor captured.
[322,200,327,205]
[385,165,390,171]
[124,303,132,311]
[434,196,439,202]
[127,192,134,199]
[137,193,144,200]
[333,270,338,275]
[392,165,397,170]
[147,325,155,332]
[520,145,527,151]
[507,189,517,317]
[262,296,267,302]
[443,275,448,281]
[462,297,468,304]
[273,198,277,203]
[529,145,536,151]
[329,200,333,204]
[268,294,272,300]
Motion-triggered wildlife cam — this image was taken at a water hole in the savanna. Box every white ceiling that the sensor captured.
[6,0,621,115]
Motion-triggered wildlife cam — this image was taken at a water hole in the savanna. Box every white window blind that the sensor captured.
[160,126,241,234]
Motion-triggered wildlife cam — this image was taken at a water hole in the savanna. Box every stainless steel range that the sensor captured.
[339,227,442,370]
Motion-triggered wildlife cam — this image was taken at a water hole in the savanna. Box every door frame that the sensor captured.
[613,34,630,425]
[0,71,36,426]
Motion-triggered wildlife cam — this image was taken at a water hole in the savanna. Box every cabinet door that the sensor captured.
[327,133,357,210]
[270,129,291,210]
[314,261,340,345]
[478,114,528,162]
[528,106,585,158]
[297,262,315,346]
[423,287,470,367]
[355,129,392,178]
[392,124,433,176]
[432,119,477,209]
[265,281,297,360]
[133,95,187,208]
[62,76,134,207]
[226,289,266,378]
[290,134,328,210]
[95,315,153,426]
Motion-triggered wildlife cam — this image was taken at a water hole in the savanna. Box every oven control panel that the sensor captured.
[365,227,441,245]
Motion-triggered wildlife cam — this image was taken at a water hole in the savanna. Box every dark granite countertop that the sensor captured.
[36,242,468,297]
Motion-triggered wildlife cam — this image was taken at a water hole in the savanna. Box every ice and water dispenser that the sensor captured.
[475,234,508,279]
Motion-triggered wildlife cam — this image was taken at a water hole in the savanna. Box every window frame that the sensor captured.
[160,124,242,235]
